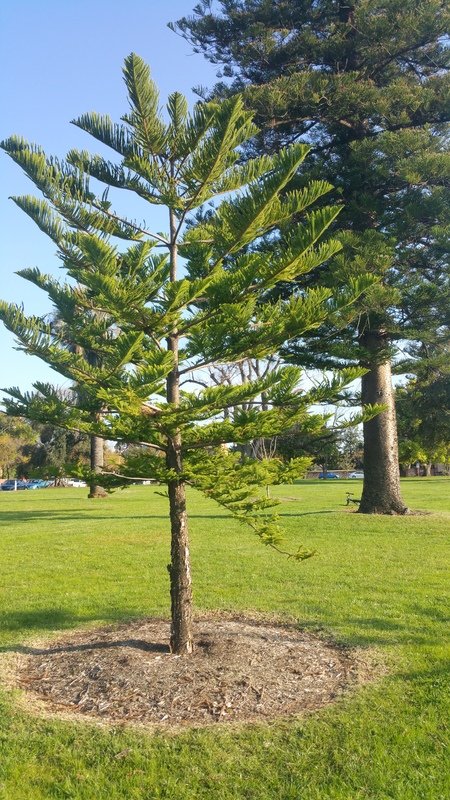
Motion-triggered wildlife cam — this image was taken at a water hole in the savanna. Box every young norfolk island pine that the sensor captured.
[0,55,375,654]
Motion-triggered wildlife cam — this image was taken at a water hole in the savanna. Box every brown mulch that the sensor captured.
[4,616,368,730]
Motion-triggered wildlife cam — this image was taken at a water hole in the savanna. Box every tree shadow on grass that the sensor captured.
[297,611,445,649]
[0,608,153,644]
[0,510,227,525]
[409,603,449,624]
[1,638,169,656]
[0,605,445,658]
[389,662,450,686]
[278,510,336,518]
[0,509,339,526]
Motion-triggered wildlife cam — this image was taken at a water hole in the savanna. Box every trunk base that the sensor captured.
[167,561,195,655]
[169,633,194,655]
[167,472,194,656]
[358,500,409,515]
[88,485,107,498]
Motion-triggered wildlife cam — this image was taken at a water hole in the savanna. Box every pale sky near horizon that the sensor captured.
[0,0,219,401]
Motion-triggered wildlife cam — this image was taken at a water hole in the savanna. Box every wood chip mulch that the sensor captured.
[6,616,364,730]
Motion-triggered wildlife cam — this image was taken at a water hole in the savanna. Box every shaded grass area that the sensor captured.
[0,478,449,799]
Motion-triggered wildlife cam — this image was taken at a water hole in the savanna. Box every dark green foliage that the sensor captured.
[175,0,450,511]
[396,344,450,469]
[175,0,450,360]
[276,420,339,465]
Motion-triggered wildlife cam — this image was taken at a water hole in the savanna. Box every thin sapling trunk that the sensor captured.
[166,204,194,654]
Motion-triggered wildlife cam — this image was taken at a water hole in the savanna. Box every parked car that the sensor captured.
[64,479,87,488]
[348,472,364,479]
[26,479,50,489]
[318,472,339,479]
[1,479,28,491]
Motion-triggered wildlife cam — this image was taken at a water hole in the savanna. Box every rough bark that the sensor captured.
[166,203,194,655]
[88,434,107,498]
[166,438,194,654]
[358,332,408,514]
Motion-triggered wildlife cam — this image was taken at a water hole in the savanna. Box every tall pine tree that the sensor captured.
[0,55,375,653]
[175,0,450,513]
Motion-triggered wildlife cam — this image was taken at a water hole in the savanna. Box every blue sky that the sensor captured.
[0,0,218,400]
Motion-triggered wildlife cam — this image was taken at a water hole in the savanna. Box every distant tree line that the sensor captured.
[0,413,89,480]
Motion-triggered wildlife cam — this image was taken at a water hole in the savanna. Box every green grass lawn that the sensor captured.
[0,478,449,799]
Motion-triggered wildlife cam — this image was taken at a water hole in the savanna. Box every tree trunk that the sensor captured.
[358,332,408,514]
[166,438,194,654]
[166,201,194,655]
[88,434,107,498]
[424,463,432,477]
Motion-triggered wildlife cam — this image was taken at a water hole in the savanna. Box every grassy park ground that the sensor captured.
[0,478,448,799]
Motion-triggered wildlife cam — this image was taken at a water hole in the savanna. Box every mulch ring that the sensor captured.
[3,615,370,730]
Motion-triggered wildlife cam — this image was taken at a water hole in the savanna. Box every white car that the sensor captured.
[348,472,364,479]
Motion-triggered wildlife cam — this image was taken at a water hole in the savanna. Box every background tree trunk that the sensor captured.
[88,434,107,498]
[359,333,408,514]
